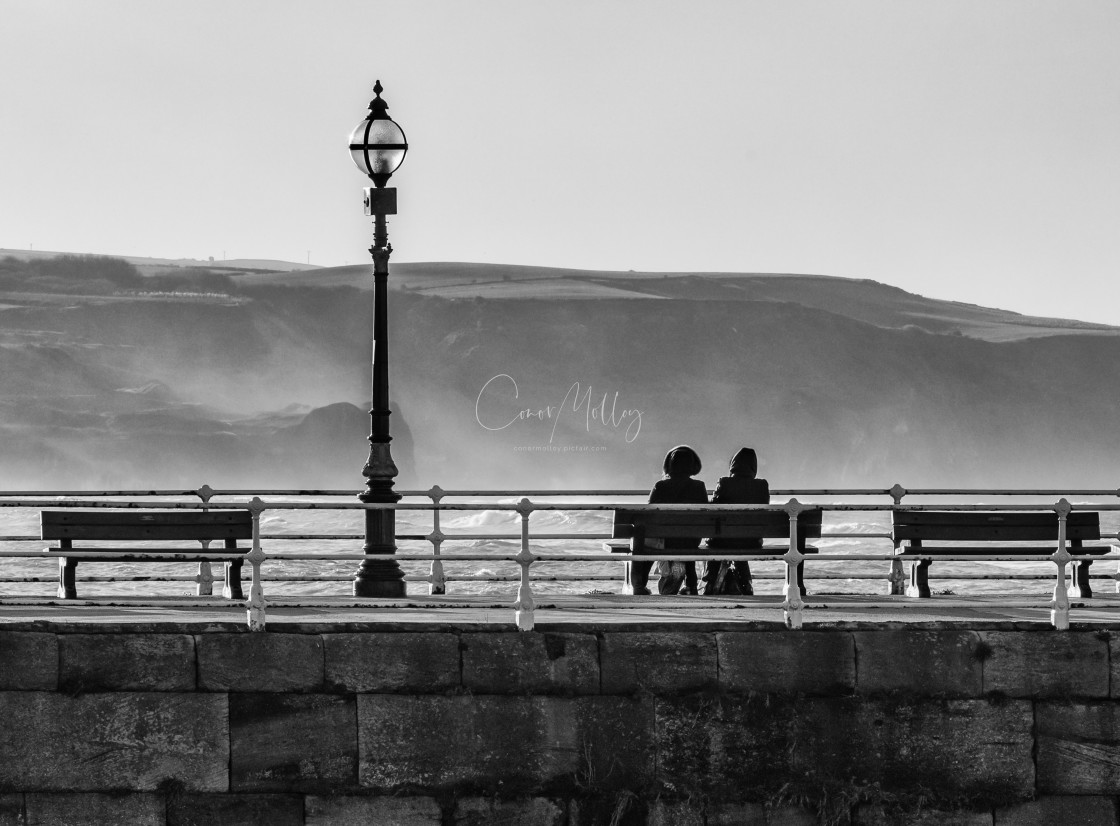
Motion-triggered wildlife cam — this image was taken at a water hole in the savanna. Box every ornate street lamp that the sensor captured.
[348,80,408,597]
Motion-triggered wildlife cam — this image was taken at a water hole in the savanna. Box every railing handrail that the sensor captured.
[1,488,1118,631]
[4,499,1120,511]
[2,486,1118,499]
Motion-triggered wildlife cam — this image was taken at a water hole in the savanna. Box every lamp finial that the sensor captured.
[367,80,389,120]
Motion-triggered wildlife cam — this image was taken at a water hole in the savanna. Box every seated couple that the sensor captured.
[631,444,768,596]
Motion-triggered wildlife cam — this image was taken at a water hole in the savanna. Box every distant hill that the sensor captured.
[0,248,318,275]
[230,262,1119,343]
[2,255,1119,489]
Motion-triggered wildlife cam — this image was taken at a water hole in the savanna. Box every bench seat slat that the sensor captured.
[893,511,1100,542]
[612,508,822,541]
[604,540,818,555]
[898,544,1113,556]
[46,545,247,556]
[41,511,253,541]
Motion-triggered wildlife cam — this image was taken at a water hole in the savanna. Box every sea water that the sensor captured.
[0,497,1116,599]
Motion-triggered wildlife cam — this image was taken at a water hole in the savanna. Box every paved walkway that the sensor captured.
[1,593,1118,630]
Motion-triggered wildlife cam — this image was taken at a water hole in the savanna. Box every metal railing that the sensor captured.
[1,486,1118,631]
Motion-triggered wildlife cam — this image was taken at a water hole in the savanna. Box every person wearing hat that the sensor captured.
[634,445,708,595]
[703,447,770,595]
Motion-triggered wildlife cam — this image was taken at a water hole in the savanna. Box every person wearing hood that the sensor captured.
[704,447,770,595]
[636,445,708,595]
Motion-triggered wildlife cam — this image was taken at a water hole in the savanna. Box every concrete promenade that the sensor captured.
[1,592,1119,630]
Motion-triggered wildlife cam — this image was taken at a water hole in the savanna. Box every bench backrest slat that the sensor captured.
[41,511,253,541]
[893,510,1100,542]
[612,508,822,546]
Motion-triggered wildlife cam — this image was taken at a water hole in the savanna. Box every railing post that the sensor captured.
[1051,498,1072,630]
[428,485,446,595]
[512,497,536,631]
[246,496,268,631]
[886,552,906,596]
[783,499,806,629]
[195,484,215,597]
[886,486,908,595]
[195,540,215,597]
[1114,491,1120,595]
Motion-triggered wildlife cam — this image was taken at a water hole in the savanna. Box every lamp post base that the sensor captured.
[354,504,407,597]
[353,568,406,597]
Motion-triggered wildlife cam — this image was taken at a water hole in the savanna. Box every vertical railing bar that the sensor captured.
[1051,498,1071,630]
[783,498,805,629]
[195,483,215,597]
[886,489,906,595]
[428,485,446,595]
[246,496,267,631]
[513,497,536,630]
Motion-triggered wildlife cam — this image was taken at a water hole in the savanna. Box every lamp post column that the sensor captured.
[354,188,406,597]
[348,80,409,597]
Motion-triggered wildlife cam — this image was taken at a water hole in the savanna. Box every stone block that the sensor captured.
[0,632,57,690]
[24,792,164,825]
[656,695,1033,800]
[806,693,1030,796]
[1107,637,1120,699]
[305,795,443,826]
[798,698,1033,800]
[324,632,460,693]
[167,793,303,826]
[678,694,865,798]
[1037,702,1120,793]
[718,631,855,695]
[461,632,598,694]
[656,694,800,796]
[600,632,716,694]
[0,691,228,791]
[358,695,654,794]
[454,796,566,825]
[854,630,983,696]
[0,796,21,826]
[646,800,705,826]
[576,697,657,792]
[198,632,323,692]
[996,795,1118,825]
[980,631,1108,697]
[59,634,196,692]
[569,795,647,826]
[705,803,767,826]
[855,803,994,825]
[230,693,357,792]
[768,807,819,826]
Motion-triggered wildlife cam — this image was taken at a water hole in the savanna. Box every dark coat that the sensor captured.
[708,448,769,549]
[648,445,707,550]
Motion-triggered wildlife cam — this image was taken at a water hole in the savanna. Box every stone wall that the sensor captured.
[0,624,1118,825]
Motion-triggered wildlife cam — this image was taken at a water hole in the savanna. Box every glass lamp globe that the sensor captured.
[349,80,408,188]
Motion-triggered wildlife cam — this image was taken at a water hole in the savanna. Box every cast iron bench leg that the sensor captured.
[906,559,931,598]
[1070,560,1094,599]
[58,557,77,600]
[222,538,245,599]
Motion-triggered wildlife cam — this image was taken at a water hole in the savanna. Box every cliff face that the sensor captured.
[389,289,1120,489]
[1,255,1118,489]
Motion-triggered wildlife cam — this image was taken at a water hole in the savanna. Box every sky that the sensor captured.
[1,1,1118,324]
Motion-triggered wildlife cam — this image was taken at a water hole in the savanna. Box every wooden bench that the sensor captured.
[42,510,252,600]
[893,510,1114,598]
[604,508,823,595]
